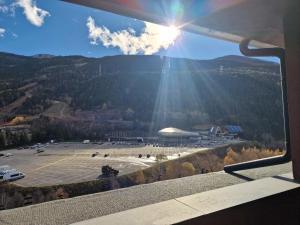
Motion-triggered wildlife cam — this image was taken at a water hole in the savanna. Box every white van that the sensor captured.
[83,140,90,144]
[0,169,25,182]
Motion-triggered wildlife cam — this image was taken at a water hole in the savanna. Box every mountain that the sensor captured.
[32,54,56,59]
[0,52,284,147]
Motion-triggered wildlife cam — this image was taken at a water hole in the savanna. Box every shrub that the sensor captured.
[155,154,167,161]
[180,162,196,177]
[224,147,283,165]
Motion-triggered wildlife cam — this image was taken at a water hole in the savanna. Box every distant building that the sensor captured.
[158,127,199,144]
[209,126,222,137]
[224,125,243,137]
[209,125,242,138]
[219,65,224,74]
[98,63,102,77]
[158,127,199,137]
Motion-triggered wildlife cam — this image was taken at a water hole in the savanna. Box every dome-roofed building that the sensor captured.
[158,127,199,145]
[158,127,199,138]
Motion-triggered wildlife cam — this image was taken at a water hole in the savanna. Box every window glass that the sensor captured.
[0,0,286,205]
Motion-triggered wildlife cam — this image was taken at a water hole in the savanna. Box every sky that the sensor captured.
[0,0,270,61]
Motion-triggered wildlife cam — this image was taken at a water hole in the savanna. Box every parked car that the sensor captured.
[83,140,90,144]
[5,153,13,157]
[91,152,99,157]
[36,149,45,153]
[0,169,25,182]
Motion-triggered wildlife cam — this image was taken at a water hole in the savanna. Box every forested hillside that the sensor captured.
[0,52,284,147]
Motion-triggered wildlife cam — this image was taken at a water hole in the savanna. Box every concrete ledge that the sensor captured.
[72,173,300,225]
[0,163,293,225]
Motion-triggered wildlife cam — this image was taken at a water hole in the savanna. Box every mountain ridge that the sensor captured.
[0,51,284,147]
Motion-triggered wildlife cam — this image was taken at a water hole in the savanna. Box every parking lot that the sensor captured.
[0,137,243,187]
[0,142,215,187]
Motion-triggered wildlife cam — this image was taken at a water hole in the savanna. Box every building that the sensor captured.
[158,127,199,145]
[209,125,242,138]
[224,125,243,137]
[209,126,222,137]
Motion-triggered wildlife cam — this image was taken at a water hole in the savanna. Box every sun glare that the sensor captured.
[158,25,181,44]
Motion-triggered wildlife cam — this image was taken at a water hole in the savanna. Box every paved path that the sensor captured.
[0,163,292,225]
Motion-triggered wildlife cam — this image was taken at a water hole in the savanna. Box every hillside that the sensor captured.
[0,52,284,147]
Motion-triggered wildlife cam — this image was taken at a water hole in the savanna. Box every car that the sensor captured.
[5,153,13,157]
[0,169,25,182]
[91,152,99,157]
[83,140,90,144]
[36,149,45,153]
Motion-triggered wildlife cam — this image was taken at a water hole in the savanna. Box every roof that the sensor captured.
[158,127,199,137]
[225,125,243,133]
[63,0,291,48]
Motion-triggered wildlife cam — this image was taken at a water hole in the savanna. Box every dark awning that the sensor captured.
[63,0,289,48]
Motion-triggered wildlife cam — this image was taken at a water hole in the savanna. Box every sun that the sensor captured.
[158,25,181,44]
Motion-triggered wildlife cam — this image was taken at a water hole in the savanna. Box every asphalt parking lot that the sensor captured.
[0,142,211,187]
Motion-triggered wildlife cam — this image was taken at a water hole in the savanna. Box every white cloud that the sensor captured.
[0,27,5,37]
[0,0,15,17]
[12,32,18,38]
[0,5,8,13]
[0,0,8,13]
[14,0,50,27]
[86,16,180,55]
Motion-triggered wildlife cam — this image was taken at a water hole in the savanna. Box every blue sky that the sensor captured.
[0,0,253,60]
